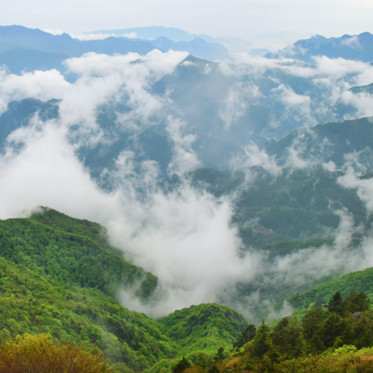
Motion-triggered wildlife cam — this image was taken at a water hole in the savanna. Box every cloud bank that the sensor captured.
[2,50,373,320]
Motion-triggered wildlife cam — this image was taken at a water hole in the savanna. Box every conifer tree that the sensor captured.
[327,291,343,314]
[172,357,191,373]
[233,324,257,350]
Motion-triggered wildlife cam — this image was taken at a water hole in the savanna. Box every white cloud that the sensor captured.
[203,64,212,75]
[272,84,315,126]
[219,83,260,129]
[0,68,70,115]
[166,115,201,175]
[230,143,282,177]
[341,36,361,48]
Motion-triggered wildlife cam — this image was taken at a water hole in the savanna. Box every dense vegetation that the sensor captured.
[0,209,247,372]
[180,290,373,373]
[0,334,111,373]
[191,165,368,249]
[286,267,373,319]
[1,208,373,373]
[0,207,158,299]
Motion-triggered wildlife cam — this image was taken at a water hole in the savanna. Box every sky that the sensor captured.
[2,0,373,40]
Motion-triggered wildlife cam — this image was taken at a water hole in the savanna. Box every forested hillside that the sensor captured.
[172,288,373,373]
[0,208,248,372]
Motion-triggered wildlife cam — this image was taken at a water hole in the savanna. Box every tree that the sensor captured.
[233,324,256,351]
[321,312,345,348]
[327,291,343,315]
[208,365,219,373]
[342,291,371,314]
[0,333,111,373]
[213,347,226,363]
[302,307,326,353]
[173,357,191,373]
[251,320,270,358]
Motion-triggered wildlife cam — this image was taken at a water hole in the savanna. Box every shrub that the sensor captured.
[0,333,112,373]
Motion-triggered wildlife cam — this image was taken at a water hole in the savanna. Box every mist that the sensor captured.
[1,50,373,320]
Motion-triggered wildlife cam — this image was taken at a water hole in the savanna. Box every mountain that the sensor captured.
[0,25,156,56]
[89,26,251,53]
[150,37,232,62]
[292,266,373,308]
[286,267,373,319]
[90,26,206,42]
[263,116,373,170]
[0,25,156,74]
[245,31,307,50]
[248,48,271,57]
[159,303,247,357]
[3,210,373,373]
[1,98,371,248]
[0,206,157,299]
[0,208,248,372]
[0,25,234,75]
[350,82,373,95]
[268,32,373,63]
[191,166,367,249]
[1,31,369,170]
[0,46,68,75]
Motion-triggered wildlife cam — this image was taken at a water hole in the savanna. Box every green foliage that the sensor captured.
[0,208,251,372]
[172,357,191,373]
[0,333,112,373]
[0,208,253,373]
[288,268,373,318]
[232,324,256,351]
[184,290,373,373]
[327,291,343,314]
[251,321,271,358]
[0,256,175,371]
[0,207,157,299]
[158,304,247,358]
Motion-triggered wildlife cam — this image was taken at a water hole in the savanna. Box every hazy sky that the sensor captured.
[2,0,373,39]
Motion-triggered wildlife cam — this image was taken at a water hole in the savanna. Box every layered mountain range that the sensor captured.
[2,23,373,373]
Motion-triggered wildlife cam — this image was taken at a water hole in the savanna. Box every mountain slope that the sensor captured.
[0,208,249,372]
[263,116,373,170]
[288,267,373,315]
[0,207,157,299]
[0,25,156,56]
[159,303,247,356]
[0,25,157,74]
[150,37,232,61]
[268,32,373,63]
[88,26,251,53]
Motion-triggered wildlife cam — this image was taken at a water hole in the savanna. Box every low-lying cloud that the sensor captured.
[2,50,373,320]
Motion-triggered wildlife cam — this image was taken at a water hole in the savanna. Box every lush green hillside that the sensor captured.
[0,208,249,372]
[286,267,373,319]
[0,255,175,372]
[159,304,247,357]
[0,207,157,299]
[181,289,373,373]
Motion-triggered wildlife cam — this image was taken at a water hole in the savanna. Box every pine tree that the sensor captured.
[327,291,342,315]
[342,290,371,314]
[251,320,270,358]
[233,324,257,350]
[321,312,345,348]
[213,347,226,363]
[172,357,191,373]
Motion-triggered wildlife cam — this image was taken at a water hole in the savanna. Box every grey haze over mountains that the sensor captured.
[3,23,373,317]
[269,32,373,63]
[89,26,306,53]
[0,25,232,75]
[89,25,252,54]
